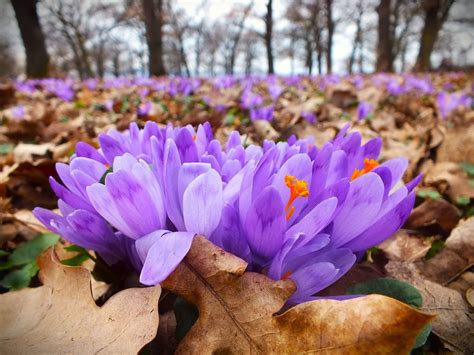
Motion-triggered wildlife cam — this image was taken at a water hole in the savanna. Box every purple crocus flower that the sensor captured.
[34,122,418,305]
[137,101,152,116]
[268,84,284,101]
[210,125,418,303]
[437,91,472,119]
[357,101,373,120]
[241,88,263,109]
[301,111,316,124]
[33,122,252,284]
[250,105,274,122]
[11,105,26,120]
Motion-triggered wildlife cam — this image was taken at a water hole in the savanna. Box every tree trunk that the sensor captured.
[305,37,313,75]
[325,0,334,73]
[75,31,93,77]
[11,0,49,78]
[414,0,455,71]
[142,0,166,76]
[265,0,274,74]
[376,0,393,72]
[348,0,363,74]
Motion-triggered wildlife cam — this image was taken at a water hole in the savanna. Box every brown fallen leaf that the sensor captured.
[417,217,474,285]
[447,271,474,298]
[0,249,161,354]
[437,125,474,164]
[406,198,461,234]
[467,287,474,307]
[163,236,433,354]
[424,161,474,201]
[253,120,279,141]
[378,230,432,262]
[386,261,474,353]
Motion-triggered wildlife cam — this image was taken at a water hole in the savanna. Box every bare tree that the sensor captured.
[264,0,275,74]
[325,0,334,73]
[11,0,49,78]
[376,0,393,71]
[348,0,365,73]
[414,0,455,71]
[168,5,191,77]
[142,0,166,76]
[222,2,253,74]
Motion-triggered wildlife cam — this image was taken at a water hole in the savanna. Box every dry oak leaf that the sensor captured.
[0,249,161,354]
[417,217,474,285]
[386,261,474,353]
[162,236,433,354]
[378,230,432,262]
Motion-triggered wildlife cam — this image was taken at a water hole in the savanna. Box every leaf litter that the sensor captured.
[0,73,473,353]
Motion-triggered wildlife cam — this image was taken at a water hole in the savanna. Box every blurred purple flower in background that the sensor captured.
[11,105,26,120]
[437,91,472,119]
[357,101,373,120]
[137,101,152,116]
[301,111,317,124]
[250,105,274,121]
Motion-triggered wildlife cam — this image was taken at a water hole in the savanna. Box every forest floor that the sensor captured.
[0,73,473,353]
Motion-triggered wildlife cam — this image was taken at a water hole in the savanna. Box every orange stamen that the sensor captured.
[281,271,292,280]
[351,159,379,181]
[192,135,197,141]
[285,175,309,221]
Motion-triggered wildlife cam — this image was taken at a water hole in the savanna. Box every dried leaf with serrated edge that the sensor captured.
[162,236,434,354]
[386,261,474,353]
[0,249,160,353]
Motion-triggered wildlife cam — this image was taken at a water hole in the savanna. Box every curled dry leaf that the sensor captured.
[162,236,433,354]
[0,249,161,354]
[386,261,474,353]
[406,198,461,234]
[424,161,474,201]
[417,217,474,285]
[378,230,432,262]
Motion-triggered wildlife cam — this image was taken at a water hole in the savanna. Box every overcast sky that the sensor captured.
[3,0,473,76]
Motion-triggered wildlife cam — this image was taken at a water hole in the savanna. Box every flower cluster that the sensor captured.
[34,122,419,304]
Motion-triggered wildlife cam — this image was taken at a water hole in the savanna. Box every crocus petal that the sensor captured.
[104,169,165,238]
[70,157,107,181]
[363,138,382,160]
[164,139,185,231]
[244,186,286,259]
[175,128,198,163]
[135,229,169,262]
[288,262,338,304]
[331,172,384,247]
[98,134,126,164]
[178,163,212,203]
[183,169,223,237]
[343,191,416,252]
[33,207,62,233]
[406,173,423,192]
[326,150,348,186]
[381,158,408,190]
[285,197,337,239]
[87,183,138,238]
[140,231,195,285]
[113,153,139,172]
[75,142,107,164]
[56,163,81,196]
[272,153,312,223]
[49,177,94,212]
[66,209,116,252]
